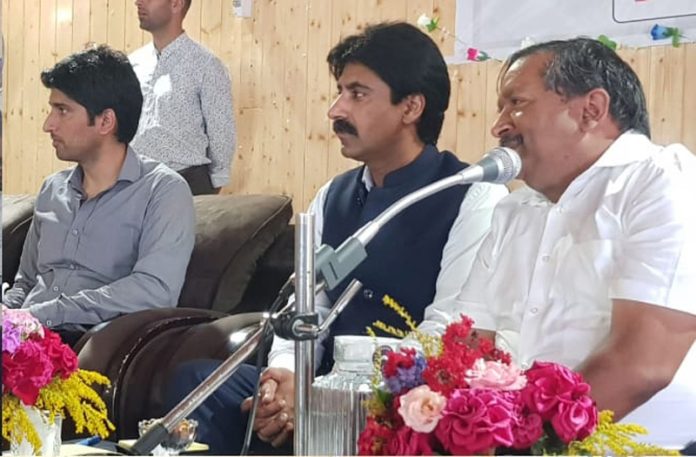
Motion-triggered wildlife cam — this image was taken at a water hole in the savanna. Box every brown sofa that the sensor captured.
[2,193,295,439]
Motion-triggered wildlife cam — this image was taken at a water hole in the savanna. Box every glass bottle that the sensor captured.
[307,335,398,456]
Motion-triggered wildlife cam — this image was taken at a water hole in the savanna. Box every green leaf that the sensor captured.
[375,388,393,406]
[427,17,439,33]
[598,34,617,51]
[671,28,682,47]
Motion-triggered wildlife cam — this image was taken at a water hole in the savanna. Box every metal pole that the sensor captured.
[294,213,315,456]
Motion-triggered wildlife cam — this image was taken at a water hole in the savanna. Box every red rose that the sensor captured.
[435,388,516,455]
[2,340,54,405]
[385,426,434,456]
[550,397,598,442]
[358,418,395,455]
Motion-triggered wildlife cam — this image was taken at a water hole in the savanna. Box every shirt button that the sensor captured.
[541,255,550,263]
[72,229,79,236]
[363,289,374,300]
[521,362,530,370]
[46,320,53,327]
[52,286,60,292]
[556,205,564,213]
[69,264,76,270]
[530,307,539,314]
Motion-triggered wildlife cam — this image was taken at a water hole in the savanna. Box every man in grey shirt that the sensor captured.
[3,45,195,346]
[130,0,236,195]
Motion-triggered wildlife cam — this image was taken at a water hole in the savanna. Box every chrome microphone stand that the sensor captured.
[129,146,522,456]
[293,213,315,456]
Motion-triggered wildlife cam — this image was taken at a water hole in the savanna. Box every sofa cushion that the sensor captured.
[179,194,293,313]
[2,194,37,285]
[236,225,295,315]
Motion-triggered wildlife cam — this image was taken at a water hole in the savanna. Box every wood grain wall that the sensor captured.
[3,0,695,211]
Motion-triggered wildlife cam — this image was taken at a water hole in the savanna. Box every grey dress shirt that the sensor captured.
[129,33,236,188]
[3,148,196,329]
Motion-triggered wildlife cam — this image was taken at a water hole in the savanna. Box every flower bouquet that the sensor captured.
[2,306,115,454]
[358,315,678,456]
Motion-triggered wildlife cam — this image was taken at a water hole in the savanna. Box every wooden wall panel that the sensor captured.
[3,0,696,215]
[4,0,25,192]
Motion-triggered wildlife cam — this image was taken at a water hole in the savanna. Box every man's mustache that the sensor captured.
[333,120,358,137]
[500,135,522,149]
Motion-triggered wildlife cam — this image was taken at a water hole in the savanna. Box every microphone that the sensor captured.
[315,147,521,290]
[456,146,522,184]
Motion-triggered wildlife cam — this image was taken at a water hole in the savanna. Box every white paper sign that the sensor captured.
[451,0,696,63]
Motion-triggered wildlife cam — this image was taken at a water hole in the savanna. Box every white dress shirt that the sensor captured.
[268,169,508,372]
[453,132,696,447]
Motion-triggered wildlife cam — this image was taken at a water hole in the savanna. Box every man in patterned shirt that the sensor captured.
[130,0,236,195]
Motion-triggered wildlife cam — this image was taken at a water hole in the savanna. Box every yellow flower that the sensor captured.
[2,369,115,454]
[568,410,680,456]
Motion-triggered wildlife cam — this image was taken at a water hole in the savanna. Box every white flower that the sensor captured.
[417,14,432,29]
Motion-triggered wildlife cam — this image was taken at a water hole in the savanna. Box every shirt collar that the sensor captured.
[517,131,654,206]
[118,147,143,183]
[157,32,189,60]
[360,144,439,191]
[66,147,142,194]
[591,130,655,168]
[67,167,84,194]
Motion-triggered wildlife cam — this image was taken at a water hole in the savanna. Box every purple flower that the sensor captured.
[3,322,22,354]
[385,355,427,394]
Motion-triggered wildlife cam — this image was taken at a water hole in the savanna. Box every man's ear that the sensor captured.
[581,88,611,132]
[402,94,426,125]
[171,0,186,16]
[95,109,118,137]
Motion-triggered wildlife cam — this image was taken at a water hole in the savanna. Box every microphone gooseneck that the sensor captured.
[353,147,521,246]
[314,147,521,291]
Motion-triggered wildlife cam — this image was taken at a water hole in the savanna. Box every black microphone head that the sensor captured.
[480,147,522,183]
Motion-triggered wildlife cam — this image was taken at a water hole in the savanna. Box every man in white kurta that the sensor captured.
[431,38,696,449]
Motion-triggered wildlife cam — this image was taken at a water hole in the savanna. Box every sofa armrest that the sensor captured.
[2,194,36,285]
[75,309,269,440]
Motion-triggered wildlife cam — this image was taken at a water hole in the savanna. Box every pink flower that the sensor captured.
[397,385,446,433]
[435,388,516,455]
[522,361,598,443]
[385,426,434,455]
[2,308,44,341]
[40,329,78,378]
[466,359,527,391]
[522,361,591,420]
[551,397,598,442]
[466,47,490,62]
[512,412,544,449]
[2,340,54,405]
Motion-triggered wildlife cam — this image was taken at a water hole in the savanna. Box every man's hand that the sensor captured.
[241,367,295,447]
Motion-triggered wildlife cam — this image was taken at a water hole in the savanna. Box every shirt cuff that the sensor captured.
[268,352,296,372]
[27,299,62,328]
[610,278,669,304]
